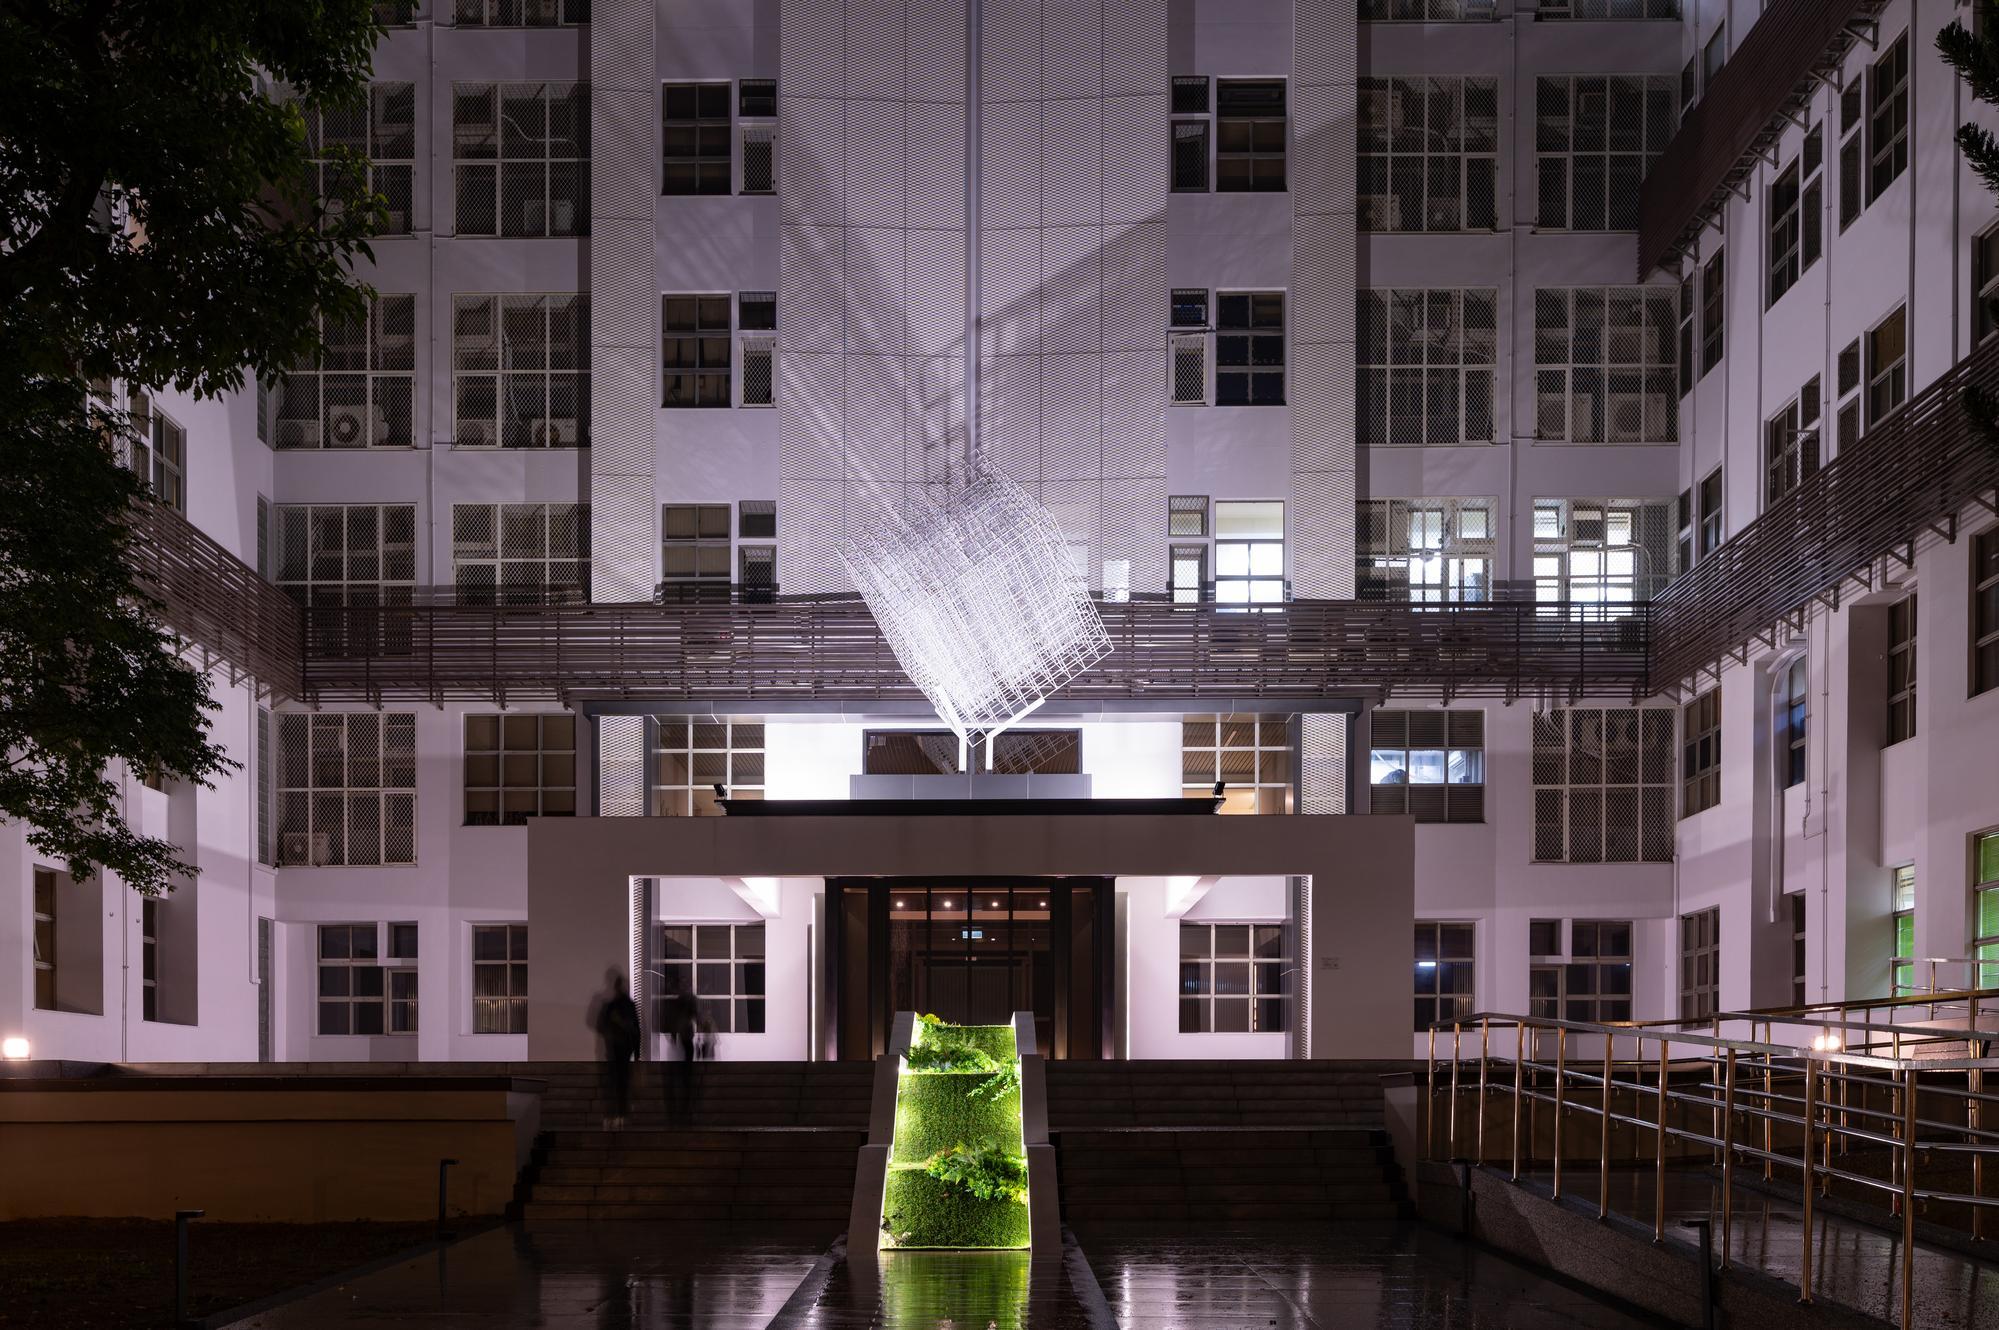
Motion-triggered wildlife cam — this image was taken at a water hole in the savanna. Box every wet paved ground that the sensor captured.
[221,1219,1669,1329]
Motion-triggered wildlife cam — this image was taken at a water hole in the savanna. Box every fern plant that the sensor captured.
[923,1142,1029,1204]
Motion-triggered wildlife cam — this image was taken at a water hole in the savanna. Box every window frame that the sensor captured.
[1699,248,1725,375]
[274,503,418,657]
[1532,287,1680,445]
[1414,920,1476,1032]
[651,718,765,816]
[1892,864,1915,996]
[1763,377,1821,507]
[1681,688,1721,818]
[1887,593,1917,744]
[1357,497,1496,603]
[472,923,529,1034]
[660,503,734,583]
[463,713,577,826]
[656,922,766,1033]
[32,866,56,1011]
[1369,709,1486,824]
[305,82,417,236]
[273,295,418,450]
[1531,497,1676,614]
[1867,34,1910,204]
[1865,304,1907,426]
[1532,75,1678,233]
[450,292,589,448]
[1975,528,1999,697]
[661,80,732,196]
[1182,714,1293,815]
[1679,905,1721,1022]
[450,81,589,237]
[1357,76,1500,233]
[1358,288,1498,447]
[276,712,419,867]
[1974,830,1999,988]
[1179,921,1290,1033]
[1171,76,1210,193]
[451,502,589,606]
[1531,707,1677,864]
[1698,467,1723,558]
[1215,78,1287,193]
[662,293,734,408]
[1781,656,1808,790]
[1214,291,1285,407]
[1212,499,1286,607]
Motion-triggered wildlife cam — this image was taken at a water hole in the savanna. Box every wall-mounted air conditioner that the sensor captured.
[282,831,335,866]
[529,416,577,447]
[326,404,384,448]
[457,421,490,448]
[1358,194,1401,230]
[275,419,322,450]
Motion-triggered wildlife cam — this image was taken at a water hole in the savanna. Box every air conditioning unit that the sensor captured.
[1607,392,1646,443]
[529,416,577,448]
[1536,391,1569,438]
[1358,194,1401,230]
[282,831,335,866]
[550,199,575,233]
[458,421,490,448]
[327,404,382,449]
[275,418,322,450]
[382,209,410,234]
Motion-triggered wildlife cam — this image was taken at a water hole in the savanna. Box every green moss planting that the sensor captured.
[881,1168,1031,1250]
[913,1016,1016,1064]
[891,1072,1021,1164]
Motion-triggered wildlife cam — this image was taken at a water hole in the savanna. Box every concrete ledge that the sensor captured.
[1418,1162,1892,1330]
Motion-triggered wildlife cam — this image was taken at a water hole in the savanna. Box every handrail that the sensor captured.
[1425,1007,1999,1330]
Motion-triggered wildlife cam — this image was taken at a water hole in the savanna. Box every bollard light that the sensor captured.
[1,1036,29,1059]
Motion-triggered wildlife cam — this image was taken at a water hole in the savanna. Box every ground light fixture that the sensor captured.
[2,1036,30,1059]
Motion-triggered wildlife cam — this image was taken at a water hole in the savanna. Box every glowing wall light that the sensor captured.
[842,471,1111,746]
[2,1036,31,1060]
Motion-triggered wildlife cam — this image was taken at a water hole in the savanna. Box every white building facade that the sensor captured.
[6,0,1996,1066]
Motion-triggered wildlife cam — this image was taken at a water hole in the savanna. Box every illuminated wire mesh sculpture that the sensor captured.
[842,471,1112,747]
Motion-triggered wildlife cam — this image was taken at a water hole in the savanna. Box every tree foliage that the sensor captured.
[0,1,384,895]
[1941,5,1999,439]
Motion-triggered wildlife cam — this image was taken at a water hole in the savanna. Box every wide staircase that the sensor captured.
[520,1061,872,1224]
[1047,1060,1410,1230]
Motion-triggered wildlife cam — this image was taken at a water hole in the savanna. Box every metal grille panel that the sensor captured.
[1300,712,1348,815]
[597,715,646,818]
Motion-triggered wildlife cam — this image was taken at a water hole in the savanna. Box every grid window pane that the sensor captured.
[276,711,418,866]
[472,924,529,1033]
[464,713,577,825]
[1179,922,1289,1032]
[451,293,590,448]
[1534,76,1677,232]
[655,922,765,1032]
[453,82,588,235]
[1532,289,1680,445]
[651,718,765,813]
[1358,78,1498,232]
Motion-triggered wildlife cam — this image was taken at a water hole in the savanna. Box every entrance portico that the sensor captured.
[525,808,1414,1062]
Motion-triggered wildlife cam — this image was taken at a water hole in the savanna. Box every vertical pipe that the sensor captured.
[1974,1052,1987,1243]
[1512,1022,1526,1182]
[1425,1024,1437,1160]
[1763,1039,1775,1181]
[1600,1034,1613,1220]
[963,0,981,475]
[1449,1021,1463,1159]
[1800,1058,1816,1305]
[1720,1048,1737,1269]
[1554,1025,1567,1200]
[1901,1066,1917,1330]
[1478,1017,1491,1165]
[1655,1039,1669,1242]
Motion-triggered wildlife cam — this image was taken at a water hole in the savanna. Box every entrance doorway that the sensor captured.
[829,877,1112,1061]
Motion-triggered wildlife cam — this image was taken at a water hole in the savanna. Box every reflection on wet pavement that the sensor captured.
[221,1219,1671,1329]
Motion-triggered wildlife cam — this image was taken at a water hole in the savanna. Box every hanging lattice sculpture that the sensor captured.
[842,472,1112,746]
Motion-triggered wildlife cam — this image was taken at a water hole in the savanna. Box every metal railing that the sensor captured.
[124,500,304,700]
[1425,990,1999,1330]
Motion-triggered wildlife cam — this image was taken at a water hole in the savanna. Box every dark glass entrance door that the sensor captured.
[829,877,1111,1060]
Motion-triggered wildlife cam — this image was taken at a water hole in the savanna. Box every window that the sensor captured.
[1866,305,1907,425]
[452,82,588,236]
[452,293,589,447]
[1357,499,1495,603]
[1699,249,1724,375]
[1357,289,1497,446]
[739,499,776,539]
[1892,864,1915,996]
[1681,688,1720,817]
[1171,544,1207,604]
[1767,162,1801,305]
[660,81,731,196]
[1182,714,1292,814]
[142,898,160,1022]
[739,81,775,195]
[1976,528,1999,696]
[1978,833,1999,988]
[1698,468,1722,557]
[273,296,417,450]
[454,0,586,24]
[1215,292,1284,406]
[1838,83,1865,231]
[305,83,416,235]
[1168,494,1209,537]
[1533,76,1677,232]
[1531,708,1676,863]
[274,504,417,656]
[1370,710,1485,823]
[1528,921,1634,1023]
[32,867,55,1010]
[451,503,588,606]
[1975,227,1999,344]
[662,295,732,407]
[1170,290,1208,403]
[657,923,764,1033]
[864,729,964,775]
[991,730,1082,775]
[1801,124,1824,271]
[1676,273,1695,397]
[1886,594,1917,744]
[1781,657,1808,789]
[1681,54,1698,114]
[276,713,418,866]
[1213,500,1285,606]
[1675,487,1693,574]
[128,397,187,512]
[1533,287,1679,443]
[1179,923,1288,1033]
[651,719,764,815]
[472,924,528,1034]
[1216,79,1286,192]
[388,923,418,1032]
[1868,35,1909,203]
[1701,27,1726,91]
[1360,0,1505,16]
[1171,77,1210,192]
[375,1,417,23]
[1531,498,1676,612]
[1358,77,1499,232]
[740,544,775,597]
[256,707,276,868]
[1764,378,1821,505]
[464,714,576,825]
[1791,894,1808,1007]
[740,292,775,407]
[317,924,388,1035]
[1414,921,1475,1030]
[1679,907,1720,1020]
[661,503,732,582]
[1837,337,1863,453]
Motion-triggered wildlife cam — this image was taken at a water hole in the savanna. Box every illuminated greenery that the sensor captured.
[880,1250,1030,1322]
[883,1019,1029,1249]
[922,1143,1028,1203]
[881,1168,1031,1249]
[891,1072,1021,1164]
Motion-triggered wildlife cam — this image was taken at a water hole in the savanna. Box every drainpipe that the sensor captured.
[963,0,981,478]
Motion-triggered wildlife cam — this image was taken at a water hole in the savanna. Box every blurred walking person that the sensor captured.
[662,990,700,1128]
[592,969,640,1130]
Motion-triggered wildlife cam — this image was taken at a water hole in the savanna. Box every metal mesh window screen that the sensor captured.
[1536,0,1675,15]
[454,0,585,24]
[1886,594,1917,743]
[277,712,417,866]
[1182,714,1292,814]
[663,295,732,407]
[464,714,576,824]
[273,295,416,449]
[274,504,417,656]
[305,82,416,234]
[1216,80,1286,192]
[374,1,418,24]
[1369,709,1484,824]
[1414,920,1475,1030]
[650,719,764,816]
[741,338,774,404]
[1170,333,1209,404]
[451,503,589,605]
[1531,708,1674,863]
[472,924,529,1034]
[740,121,775,195]
[1179,922,1289,1033]
[1533,76,1677,232]
[1679,906,1720,1020]
[257,707,275,867]
[662,82,731,195]
[452,82,589,236]
[1359,0,1499,16]
[1533,288,1679,443]
[1531,497,1674,611]
[739,544,775,594]
[1216,293,1284,406]
[661,504,732,581]
[1764,377,1822,505]
[1357,498,1495,602]
[1168,495,1209,537]
[1681,689,1721,817]
[1357,289,1497,446]
[656,923,764,1032]
[452,293,589,447]
[1357,78,1499,232]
